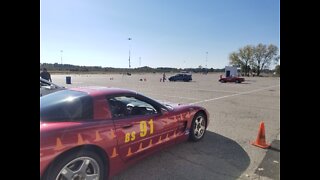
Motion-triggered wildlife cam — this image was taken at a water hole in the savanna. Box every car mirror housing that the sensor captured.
[161,108,169,115]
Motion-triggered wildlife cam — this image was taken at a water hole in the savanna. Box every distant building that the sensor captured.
[225,66,239,77]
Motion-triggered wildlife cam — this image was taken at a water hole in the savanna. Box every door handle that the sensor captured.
[121,124,133,129]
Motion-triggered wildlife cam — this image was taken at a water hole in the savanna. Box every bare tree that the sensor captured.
[252,44,280,76]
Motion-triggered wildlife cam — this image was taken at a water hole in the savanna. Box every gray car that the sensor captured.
[40,77,65,96]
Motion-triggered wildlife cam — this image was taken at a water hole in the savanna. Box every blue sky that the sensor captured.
[40,0,279,69]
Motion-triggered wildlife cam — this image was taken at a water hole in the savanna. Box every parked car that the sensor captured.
[169,73,192,82]
[219,76,245,83]
[40,87,210,180]
[40,77,65,96]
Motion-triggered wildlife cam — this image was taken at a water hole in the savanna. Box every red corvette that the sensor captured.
[40,87,210,180]
[219,76,245,83]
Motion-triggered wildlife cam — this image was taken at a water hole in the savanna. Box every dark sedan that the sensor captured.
[169,73,192,82]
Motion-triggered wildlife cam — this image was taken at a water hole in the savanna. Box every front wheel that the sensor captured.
[42,149,107,180]
[189,112,207,141]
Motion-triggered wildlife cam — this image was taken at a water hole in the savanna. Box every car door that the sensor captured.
[107,95,175,162]
[183,74,188,81]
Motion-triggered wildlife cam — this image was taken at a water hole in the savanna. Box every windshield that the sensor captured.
[40,90,93,122]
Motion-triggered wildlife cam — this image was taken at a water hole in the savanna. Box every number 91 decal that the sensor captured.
[125,119,154,143]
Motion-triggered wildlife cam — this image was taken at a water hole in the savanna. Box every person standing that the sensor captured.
[40,68,52,82]
[163,73,166,82]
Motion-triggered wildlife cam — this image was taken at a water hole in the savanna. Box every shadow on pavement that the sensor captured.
[254,140,280,180]
[112,131,250,180]
[244,80,256,82]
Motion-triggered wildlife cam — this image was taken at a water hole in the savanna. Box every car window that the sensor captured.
[40,90,93,122]
[107,96,158,119]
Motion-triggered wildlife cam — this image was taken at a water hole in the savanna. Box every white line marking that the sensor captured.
[151,86,240,94]
[189,85,280,105]
[193,88,239,94]
[144,92,199,100]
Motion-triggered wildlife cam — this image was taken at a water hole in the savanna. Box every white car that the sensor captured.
[40,78,65,96]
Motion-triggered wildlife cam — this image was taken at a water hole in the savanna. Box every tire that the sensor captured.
[42,148,108,180]
[189,112,207,141]
[219,80,225,83]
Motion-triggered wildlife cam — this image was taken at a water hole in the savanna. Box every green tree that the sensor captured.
[229,45,254,76]
[251,44,280,76]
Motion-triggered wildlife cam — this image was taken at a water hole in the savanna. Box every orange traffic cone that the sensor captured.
[251,121,270,149]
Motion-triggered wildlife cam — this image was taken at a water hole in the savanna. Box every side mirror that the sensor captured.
[44,85,55,90]
[50,85,56,89]
[43,86,51,90]
[161,108,169,115]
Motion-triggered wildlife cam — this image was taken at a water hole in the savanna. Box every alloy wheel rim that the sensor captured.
[56,157,100,180]
[194,116,206,139]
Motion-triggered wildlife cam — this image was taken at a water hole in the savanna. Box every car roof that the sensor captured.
[69,86,138,97]
[175,73,191,75]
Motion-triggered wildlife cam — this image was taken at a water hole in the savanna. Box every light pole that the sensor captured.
[206,52,208,74]
[139,57,141,67]
[128,38,132,68]
[60,50,63,64]
[205,52,208,69]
